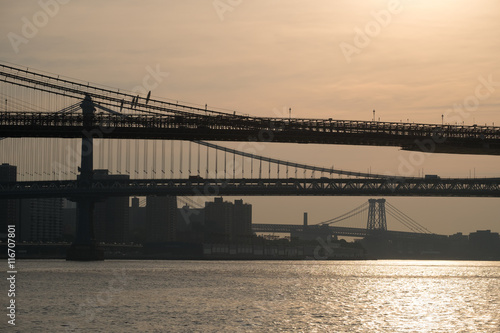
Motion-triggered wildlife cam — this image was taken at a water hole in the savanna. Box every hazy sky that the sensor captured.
[1,0,500,235]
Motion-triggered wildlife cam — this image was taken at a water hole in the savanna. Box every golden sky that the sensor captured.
[1,0,500,234]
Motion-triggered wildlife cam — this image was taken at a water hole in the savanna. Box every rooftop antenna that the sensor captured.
[373,109,375,121]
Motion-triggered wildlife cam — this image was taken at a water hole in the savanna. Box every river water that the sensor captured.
[4,260,500,332]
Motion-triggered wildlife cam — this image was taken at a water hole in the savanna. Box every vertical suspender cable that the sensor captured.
[24,138,28,180]
[29,138,33,180]
[259,158,262,179]
[179,140,183,175]
[56,139,62,180]
[135,139,139,177]
[152,139,157,177]
[162,140,166,177]
[41,138,45,178]
[97,139,102,169]
[24,138,27,179]
[48,138,52,178]
[144,139,148,177]
[215,147,218,178]
[117,139,121,174]
[171,140,174,178]
[107,138,112,173]
[126,139,130,175]
[22,138,25,180]
[206,144,209,178]
[46,138,50,178]
[50,138,54,179]
[36,140,43,180]
[38,138,42,180]
[197,141,200,175]
[251,156,253,178]
[19,138,23,180]
[188,141,192,176]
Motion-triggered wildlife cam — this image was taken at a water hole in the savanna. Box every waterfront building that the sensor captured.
[177,204,205,242]
[205,197,252,243]
[469,230,500,258]
[205,197,234,243]
[19,197,63,242]
[232,199,252,242]
[129,197,146,234]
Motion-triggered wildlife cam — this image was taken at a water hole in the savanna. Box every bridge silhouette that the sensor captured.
[252,198,440,239]
[0,62,497,259]
[2,63,500,154]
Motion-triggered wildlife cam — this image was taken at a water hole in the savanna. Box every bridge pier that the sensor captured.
[66,95,103,261]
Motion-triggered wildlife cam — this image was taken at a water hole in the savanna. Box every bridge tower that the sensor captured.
[66,94,104,261]
[366,199,387,232]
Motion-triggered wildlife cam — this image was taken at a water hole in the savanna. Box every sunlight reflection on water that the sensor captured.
[10,260,500,332]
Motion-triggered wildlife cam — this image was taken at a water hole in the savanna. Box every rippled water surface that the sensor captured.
[6,260,500,332]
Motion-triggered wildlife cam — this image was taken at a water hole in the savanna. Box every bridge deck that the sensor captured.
[1,177,500,199]
[1,112,500,154]
[252,223,446,239]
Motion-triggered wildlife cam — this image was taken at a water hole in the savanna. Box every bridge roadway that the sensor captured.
[251,223,445,239]
[1,177,500,199]
[1,111,500,155]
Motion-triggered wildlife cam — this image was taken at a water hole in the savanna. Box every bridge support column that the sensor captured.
[366,199,387,233]
[67,94,103,261]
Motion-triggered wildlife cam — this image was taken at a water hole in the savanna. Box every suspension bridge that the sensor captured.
[0,62,498,259]
[253,198,442,239]
[2,63,500,154]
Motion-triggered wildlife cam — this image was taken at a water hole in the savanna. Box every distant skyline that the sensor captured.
[1,1,500,235]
